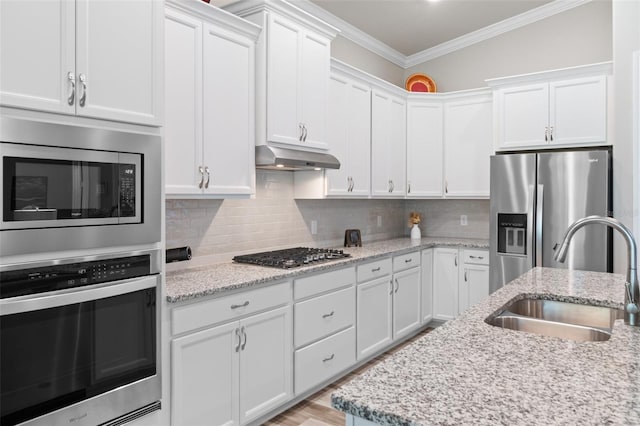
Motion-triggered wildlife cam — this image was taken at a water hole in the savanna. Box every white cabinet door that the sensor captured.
[371,90,406,197]
[433,248,459,321]
[325,74,371,197]
[171,322,239,426]
[75,0,160,125]
[0,0,75,114]
[356,276,393,359]
[266,13,301,146]
[421,248,434,324]
[239,306,292,424]
[202,22,255,196]
[497,83,549,148]
[458,264,490,313]
[299,31,330,148]
[444,94,493,198]
[406,99,443,197]
[549,76,607,145]
[392,267,421,339]
[164,9,203,195]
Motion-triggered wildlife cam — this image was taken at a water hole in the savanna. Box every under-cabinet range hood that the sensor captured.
[255,145,340,171]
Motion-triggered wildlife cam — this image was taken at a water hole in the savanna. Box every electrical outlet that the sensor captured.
[311,220,318,235]
[460,215,468,226]
[377,216,382,227]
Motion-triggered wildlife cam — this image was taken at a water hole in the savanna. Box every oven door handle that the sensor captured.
[0,275,158,316]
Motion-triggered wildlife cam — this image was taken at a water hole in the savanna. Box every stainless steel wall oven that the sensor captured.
[0,249,162,426]
[0,117,160,258]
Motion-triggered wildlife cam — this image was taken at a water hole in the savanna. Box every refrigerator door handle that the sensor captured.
[536,184,544,266]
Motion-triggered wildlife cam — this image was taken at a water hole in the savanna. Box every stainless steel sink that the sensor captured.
[487,298,624,342]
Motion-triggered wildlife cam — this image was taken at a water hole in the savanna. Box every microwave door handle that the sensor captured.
[536,184,544,266]
[0,276,157,316]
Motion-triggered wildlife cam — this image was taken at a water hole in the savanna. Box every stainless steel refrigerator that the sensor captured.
[489,148,612,293]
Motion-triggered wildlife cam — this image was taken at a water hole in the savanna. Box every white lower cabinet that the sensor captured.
[458,249,490,314]
[421,248,434,323]
[433,248,490,320]
[171,283,292,426]
[356,252,421,360]
[293,267,356,395]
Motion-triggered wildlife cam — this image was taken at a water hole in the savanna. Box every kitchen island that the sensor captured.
[331,267,640,425]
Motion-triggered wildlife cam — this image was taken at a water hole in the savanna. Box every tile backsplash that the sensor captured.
[166,171,489,270]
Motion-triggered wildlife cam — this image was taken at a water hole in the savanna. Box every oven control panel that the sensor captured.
[0,255,151,299]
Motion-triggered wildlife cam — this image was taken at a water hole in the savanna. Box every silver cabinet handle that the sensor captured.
[454,255,458,267]
[198,166,205,189]
[235,328,242,352]
[67,72,76,105]
[371,267,381,272]
[394,278,399,293]
[464,270,468,282]
[303,125,308,142]
[388,180,392,193]
[322,310,335,318]
[78,73,87,107]
[404,258,412,263]
[549,126,554,141]
[445,181,448,194]
[298,123,303,141]
[204,166,211,189]
[391,180,395,192]
[350,177,354,192]
[544,126,548,141]
[240,326,247,350]
[389,279,394,295]
[408,182,411,194]
[322,354,335,362]
[231,301,249,309]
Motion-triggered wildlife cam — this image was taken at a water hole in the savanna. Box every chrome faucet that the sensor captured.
[554,215,639,326]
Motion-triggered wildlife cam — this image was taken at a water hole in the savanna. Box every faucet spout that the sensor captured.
[554,215,639,326]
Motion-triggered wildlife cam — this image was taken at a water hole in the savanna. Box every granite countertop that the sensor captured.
[331,267,640,425]
[165,237,488,303]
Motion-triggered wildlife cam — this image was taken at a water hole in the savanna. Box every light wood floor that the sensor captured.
[263,327,434,426]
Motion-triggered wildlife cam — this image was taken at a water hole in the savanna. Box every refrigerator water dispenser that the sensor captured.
[497,213,527,256]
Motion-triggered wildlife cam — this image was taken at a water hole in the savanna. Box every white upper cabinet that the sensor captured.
[490,63,611,150]
[443,91,493,198]
[227,0,338,151]
[325,72,371,197]
[164,2,259,197]
[406,97,444,197]
[1,0,162,126]
[371,89,406,197]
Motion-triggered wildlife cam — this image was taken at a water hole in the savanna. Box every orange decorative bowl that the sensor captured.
[405,73,437,93]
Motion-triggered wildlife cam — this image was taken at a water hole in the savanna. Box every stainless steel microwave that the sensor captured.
[0,117,161,258]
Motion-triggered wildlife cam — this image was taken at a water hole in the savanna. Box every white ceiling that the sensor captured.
[214,0,588,67]
[307,0,554,56]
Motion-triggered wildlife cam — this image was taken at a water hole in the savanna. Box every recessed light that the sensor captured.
[276,164,285,168]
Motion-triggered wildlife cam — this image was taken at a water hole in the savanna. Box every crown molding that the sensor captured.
[296,0,592,69]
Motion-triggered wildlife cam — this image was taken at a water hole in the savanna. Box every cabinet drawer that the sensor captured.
[462,249,489,265]
[294,327,356,395]
[294,286,355,348]
[357,258,392,283]
[294,267,355,300]
[393,251,421,272]
[172,281,290,335]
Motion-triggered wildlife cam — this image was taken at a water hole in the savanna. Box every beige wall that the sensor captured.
[404,0,613,92]
[331,35,405,86]
[612,0,640,273]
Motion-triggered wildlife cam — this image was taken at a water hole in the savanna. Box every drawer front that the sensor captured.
[462,249,489,265]
[357,258,392,283]
[294,327,356,396]
[172,281,290,335]
[392,251,421,272]
[294,267,356,300]
[294,286,355,348]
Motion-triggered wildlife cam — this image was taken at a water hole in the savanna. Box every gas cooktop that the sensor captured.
[233,247,351,269]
